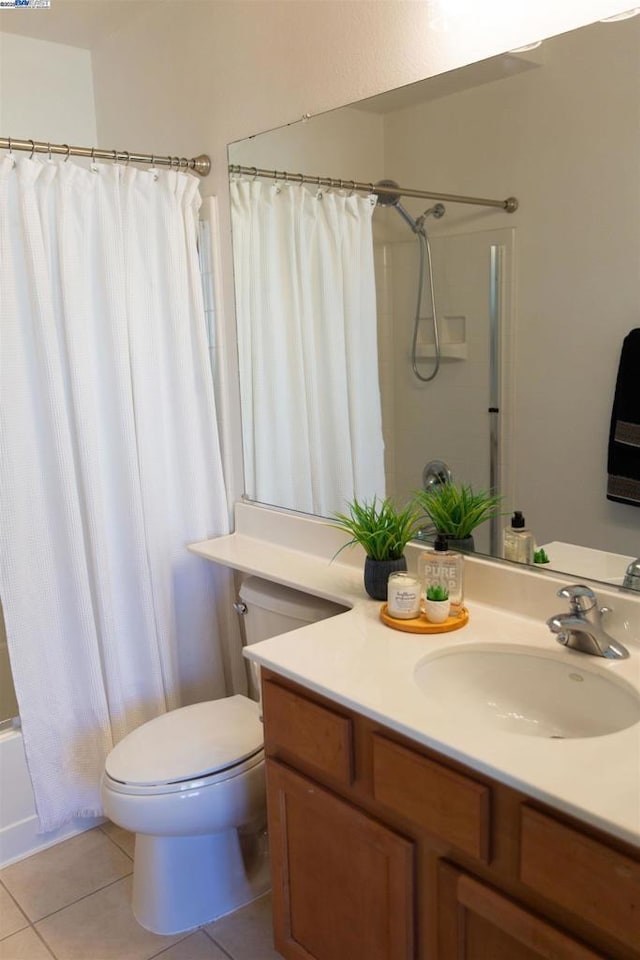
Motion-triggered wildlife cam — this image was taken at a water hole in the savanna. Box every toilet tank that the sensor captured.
[238,576,346,646]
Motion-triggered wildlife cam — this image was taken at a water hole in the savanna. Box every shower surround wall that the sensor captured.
[0,605,17,725]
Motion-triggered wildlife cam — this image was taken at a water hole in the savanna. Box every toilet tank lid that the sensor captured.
[104,696,263,787]
[239,576,346,622]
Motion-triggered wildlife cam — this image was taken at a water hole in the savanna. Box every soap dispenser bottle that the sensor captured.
[503,511,534,564]
[418,533,464,617]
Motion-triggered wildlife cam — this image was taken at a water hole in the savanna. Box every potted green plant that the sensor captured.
[414,482,503,551]
[424,583,450,624]
[331,496,421,600]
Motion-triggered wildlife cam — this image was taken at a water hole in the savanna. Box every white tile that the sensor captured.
[0,884,28,940]
[100,821,136,859]
[36,877,182,960]
[0,927,54,960]
[205,895,282,960]
[149,931,228,960]
[1,827,132,922]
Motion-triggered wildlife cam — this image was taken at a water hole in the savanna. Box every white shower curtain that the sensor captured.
[0,156,240,832]
[230,178,386,517]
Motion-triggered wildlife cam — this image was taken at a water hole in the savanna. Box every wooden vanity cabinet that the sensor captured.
[261,672,640,960]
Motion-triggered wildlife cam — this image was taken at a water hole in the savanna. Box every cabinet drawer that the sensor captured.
[372,734,490,862]
[262,679,353,785]
[520,805,640,952]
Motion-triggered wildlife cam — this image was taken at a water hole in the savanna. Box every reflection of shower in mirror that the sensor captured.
[422,459,453,492]
[228,15,640,581]
[416,459,454,542]
[374,179,445,383]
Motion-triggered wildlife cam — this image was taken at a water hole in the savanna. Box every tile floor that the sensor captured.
[0,825,282,960]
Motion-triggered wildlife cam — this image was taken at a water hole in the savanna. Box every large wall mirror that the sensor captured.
[227,15,640,589]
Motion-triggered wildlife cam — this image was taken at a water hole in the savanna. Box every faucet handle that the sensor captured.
[623,558,640,591]
[557,584,597,613]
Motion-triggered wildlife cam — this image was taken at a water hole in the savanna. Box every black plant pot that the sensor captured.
[363,555,407,601]
[445,535,475,552]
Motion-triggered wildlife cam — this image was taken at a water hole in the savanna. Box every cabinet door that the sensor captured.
[267,759,415,960]
[438,862,605,960]
[519,805,640,954]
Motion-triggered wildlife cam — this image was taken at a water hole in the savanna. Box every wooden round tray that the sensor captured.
[380,604,469,634]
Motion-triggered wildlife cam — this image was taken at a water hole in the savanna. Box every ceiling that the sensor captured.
[0,0,159,50]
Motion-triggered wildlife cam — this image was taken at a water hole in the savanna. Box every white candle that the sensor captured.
[387,572,421,619]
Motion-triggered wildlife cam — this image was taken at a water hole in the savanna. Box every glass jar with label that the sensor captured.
[387,572,421,619]
[418,534,464,617]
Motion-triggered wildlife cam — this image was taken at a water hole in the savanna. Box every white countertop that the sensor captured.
[190,503,640,848]
[539,541,634,586]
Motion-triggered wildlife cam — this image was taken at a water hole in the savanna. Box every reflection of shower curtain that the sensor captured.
[0,156,238,831]
[230,178,385,516]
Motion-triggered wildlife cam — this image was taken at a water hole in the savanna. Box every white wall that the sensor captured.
[229,107,385,185]
[0,31,96,145]
[89,0,635,509]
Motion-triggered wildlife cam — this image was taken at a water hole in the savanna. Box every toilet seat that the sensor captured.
[103,749,265,797]
[104,695,263,796]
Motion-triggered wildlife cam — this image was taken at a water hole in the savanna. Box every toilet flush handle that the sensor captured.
[233,600,248,615]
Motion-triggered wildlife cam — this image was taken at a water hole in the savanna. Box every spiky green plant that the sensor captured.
[414,483,504,540]
[426,583,449,602]
[534,547,550,564]
[331,496,421,561]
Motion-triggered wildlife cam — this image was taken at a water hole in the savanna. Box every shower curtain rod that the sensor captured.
[0,136,211,177]
[229,163,518,212]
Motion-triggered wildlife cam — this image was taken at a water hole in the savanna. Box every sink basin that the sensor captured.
[414,644,640,739]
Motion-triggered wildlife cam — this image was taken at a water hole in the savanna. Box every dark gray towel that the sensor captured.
[607,328,640,505]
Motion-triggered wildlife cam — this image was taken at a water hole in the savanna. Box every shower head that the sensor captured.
[422,203,446,220]
[373,179,402,207]
[374,179,420,232]
[415,203,446,230]
[374,181,446,234]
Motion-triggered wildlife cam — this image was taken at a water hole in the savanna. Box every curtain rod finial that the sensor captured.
[192,154,211,177]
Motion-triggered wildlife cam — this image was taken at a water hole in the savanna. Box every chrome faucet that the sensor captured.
[623,558,640,592]
[546,584,630,660]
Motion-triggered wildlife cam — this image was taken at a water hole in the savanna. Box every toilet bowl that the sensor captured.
[101,577,345,935]
[102,695,267,934]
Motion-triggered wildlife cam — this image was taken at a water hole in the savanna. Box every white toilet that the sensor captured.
[101,577,343,935]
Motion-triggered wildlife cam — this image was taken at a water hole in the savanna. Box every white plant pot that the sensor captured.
[424,598,451,624]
